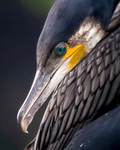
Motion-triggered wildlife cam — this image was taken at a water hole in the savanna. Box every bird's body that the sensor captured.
[17,1,120,150]
[33,7,120,149]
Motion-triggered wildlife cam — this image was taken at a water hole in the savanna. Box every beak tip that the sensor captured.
[24,129,29,134]
[17,109,29,133]
[21,126,29,134]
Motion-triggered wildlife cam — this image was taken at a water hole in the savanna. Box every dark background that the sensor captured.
[0,0,55,149]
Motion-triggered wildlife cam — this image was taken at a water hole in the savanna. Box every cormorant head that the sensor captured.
[17,0,119,133]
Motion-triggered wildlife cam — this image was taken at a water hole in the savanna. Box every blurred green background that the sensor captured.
[0,0,55,149]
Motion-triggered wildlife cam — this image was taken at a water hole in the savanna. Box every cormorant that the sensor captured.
[17,0,120,149]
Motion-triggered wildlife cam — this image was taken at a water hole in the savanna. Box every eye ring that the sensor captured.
[54,42,67,56]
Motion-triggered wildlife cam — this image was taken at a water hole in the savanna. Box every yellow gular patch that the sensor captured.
[63,44,87,70]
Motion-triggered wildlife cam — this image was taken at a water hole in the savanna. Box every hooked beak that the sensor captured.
[17,69,53,133]
[17,62,70,133]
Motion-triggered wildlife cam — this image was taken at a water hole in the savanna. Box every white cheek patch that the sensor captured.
[68,17,105,53]
[49,58,70,87]
[38,58,70,108]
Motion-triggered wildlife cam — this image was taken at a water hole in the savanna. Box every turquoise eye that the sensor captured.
[54,43,66,56]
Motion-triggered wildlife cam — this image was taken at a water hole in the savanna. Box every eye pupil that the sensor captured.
[57,47,65,54]
[55,43,66,56]
[58,47,64,52]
